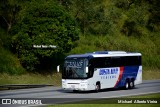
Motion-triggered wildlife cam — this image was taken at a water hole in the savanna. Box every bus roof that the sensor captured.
[66,51,141,59]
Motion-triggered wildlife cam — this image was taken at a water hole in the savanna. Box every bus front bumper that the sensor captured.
[62,83,88,91]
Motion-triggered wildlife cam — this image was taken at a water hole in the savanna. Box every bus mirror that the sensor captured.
[57,65,60,73]
[85,66,88,73]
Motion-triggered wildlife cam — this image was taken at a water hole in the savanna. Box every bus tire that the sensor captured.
[125,80,130,90]
[95,83,101,92]
[130,80,135,89]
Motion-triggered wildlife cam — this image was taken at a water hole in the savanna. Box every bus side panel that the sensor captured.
[135,66,142,85]
[87,66,142,90]
[114,66,141,88]
[87,69,102,90]
[88,67,121,89]
[86,68,118,90]
[87,78,98,90]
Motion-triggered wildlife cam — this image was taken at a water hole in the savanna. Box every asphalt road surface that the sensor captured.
[0,80,160,107]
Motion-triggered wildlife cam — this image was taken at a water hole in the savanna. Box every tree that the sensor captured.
[147,0,160,31]
[114,0,150,37]
[58,0,109,35]
[11,0,80,71]
[0,0,24,33]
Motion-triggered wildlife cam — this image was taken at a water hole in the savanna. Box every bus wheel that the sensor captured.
[130,80,135,89]
[95,83,100,92]
[125,80,130,90]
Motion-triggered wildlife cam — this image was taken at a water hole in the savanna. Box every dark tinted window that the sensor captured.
[122,56,141,66]
[89,56,141,68]
[89,57,114,68]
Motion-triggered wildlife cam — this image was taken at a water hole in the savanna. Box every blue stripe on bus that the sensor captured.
[114,66,139,88]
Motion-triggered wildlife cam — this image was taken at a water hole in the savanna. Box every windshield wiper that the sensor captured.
[71,67,81,78]
[67,67,81,78]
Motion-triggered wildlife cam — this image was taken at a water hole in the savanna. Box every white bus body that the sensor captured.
[62,51,142,91]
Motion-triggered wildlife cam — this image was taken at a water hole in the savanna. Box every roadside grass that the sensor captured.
[48,93,160,107]
[143,69,160,80]
[0,73,61,86]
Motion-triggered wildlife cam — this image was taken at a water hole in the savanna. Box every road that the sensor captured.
[0,80,160,106]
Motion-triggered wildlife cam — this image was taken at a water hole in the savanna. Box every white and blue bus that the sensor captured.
[62,51,142,92]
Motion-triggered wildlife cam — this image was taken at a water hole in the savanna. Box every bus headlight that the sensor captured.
[62,80,66,84]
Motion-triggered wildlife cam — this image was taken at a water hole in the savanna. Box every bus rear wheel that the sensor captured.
[130,80,135,89]
[125,80,130,90]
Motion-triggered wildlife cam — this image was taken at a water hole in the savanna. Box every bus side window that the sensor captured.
[123,56,141,66]
[104,57,111,67]
[88,59,94,77]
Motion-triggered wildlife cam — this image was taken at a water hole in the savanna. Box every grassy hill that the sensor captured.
[69,34,160,70]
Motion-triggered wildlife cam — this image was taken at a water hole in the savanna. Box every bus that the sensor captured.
[62,51,142,92]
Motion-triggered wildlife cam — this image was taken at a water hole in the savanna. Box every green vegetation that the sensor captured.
[0,27,25,74]
[0,47,25,74]
[11,0,79,71]
[48,93,160,107]
[143,69,160,80]
[69,35,160,70]
[0,0,160,75]
[128,93,160,98]
[49,104,159,107]
[0,73,61,85]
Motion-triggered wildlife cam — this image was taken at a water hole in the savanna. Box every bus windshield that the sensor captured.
[63,58,88,79]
